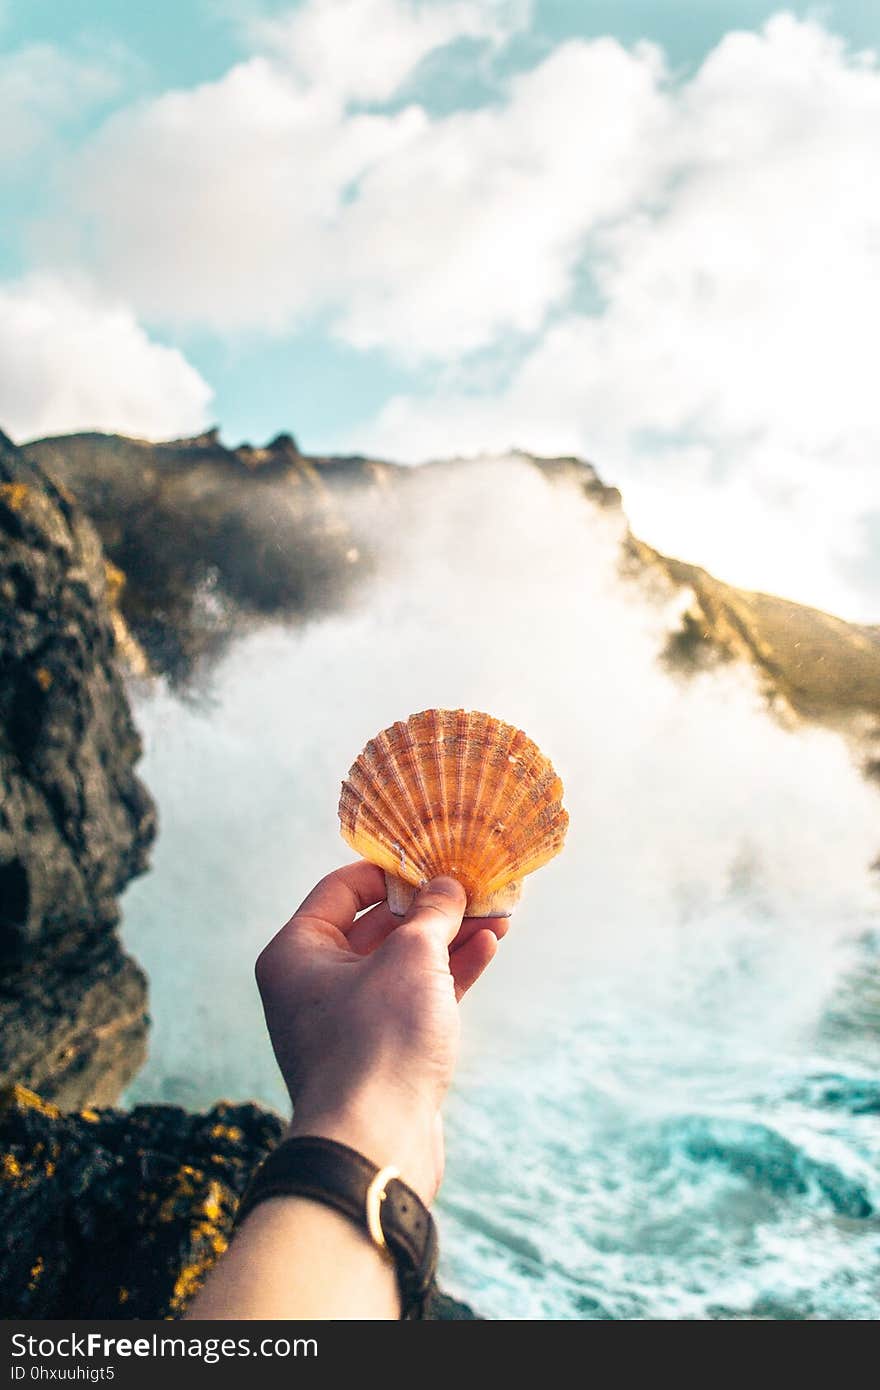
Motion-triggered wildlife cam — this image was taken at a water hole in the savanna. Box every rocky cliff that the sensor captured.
[0,431,156,1107]
[5,422,876,1322]
[24,431,625,687]
[25,430,880,754]
[0,1084,475,1319]
[629,539,880,729]
[0,431,479,1317]
[26,429,371,684]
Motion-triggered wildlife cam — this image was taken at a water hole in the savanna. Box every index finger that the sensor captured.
[292,860,387,933]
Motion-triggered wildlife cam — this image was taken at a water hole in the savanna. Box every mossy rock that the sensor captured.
[0,1084,478,1319]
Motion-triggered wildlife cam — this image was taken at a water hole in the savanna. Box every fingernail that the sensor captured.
[424,876,466,900]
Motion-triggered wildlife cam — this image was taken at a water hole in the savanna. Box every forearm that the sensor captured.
[184,1092,437,1321]
[189,869,482,1321]
[184,1194,401,1320]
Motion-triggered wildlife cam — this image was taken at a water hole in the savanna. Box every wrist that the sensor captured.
[232,1137,440,1320]
[287,1085,440,1206]
[232,1194,403,1319]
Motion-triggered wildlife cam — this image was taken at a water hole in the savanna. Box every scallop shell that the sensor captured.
[338,709,568,917]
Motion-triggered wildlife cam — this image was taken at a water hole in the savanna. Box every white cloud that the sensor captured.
[334,36,667,357]
[0,42,121,166]
[0,277,213,443]
[70,53,432,331]
[251,0,526,102]
[350,15,880,620]
[22,4,880,616]
[65,0,669,355]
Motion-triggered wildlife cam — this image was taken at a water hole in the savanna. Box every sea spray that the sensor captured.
[120,456,880,1317]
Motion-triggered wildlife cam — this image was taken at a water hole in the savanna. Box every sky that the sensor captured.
[1,0,879,620]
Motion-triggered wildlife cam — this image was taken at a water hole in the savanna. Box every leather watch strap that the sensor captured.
[235,1136,438,1319]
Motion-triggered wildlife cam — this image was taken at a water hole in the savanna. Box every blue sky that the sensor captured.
[1,1,878,619]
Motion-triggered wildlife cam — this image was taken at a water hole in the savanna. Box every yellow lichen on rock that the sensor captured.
[0,481,30,511]
[0,1085,61,1120]
[103,560,151,677]
[1,1153,24,1184]
[157,1165,201,1224]
[166,1176,231,1315]
[104,559,126,604]
[0,1093,65,1196]
[145,1160,236,1313]
[169,1233,229,1316]
[209,1123,244,1143]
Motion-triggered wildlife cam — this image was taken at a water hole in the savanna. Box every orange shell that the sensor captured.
[338,708,568,916]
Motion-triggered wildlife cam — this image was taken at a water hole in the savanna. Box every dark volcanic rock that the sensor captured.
[0,432,156,1103]
[26,429,880,748]
[522,450,622,510]
[26,430,372,684]
[0,935,149,1111]
[0,1084,279,1319]
[0,1085,478,1320]
[25,432,627,687]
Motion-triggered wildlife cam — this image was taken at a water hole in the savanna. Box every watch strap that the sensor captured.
[235,1136,438,1319]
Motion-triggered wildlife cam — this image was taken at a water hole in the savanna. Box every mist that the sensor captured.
[120,457,880,1317]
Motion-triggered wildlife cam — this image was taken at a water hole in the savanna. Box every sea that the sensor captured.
[120,458,880,1319]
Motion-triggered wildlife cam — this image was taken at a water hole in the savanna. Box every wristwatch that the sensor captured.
[234,1136,439,1319]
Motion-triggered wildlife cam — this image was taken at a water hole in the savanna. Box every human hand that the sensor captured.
[254,862,508,1204]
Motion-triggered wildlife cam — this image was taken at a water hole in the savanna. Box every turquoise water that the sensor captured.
[120,460,880,1319]
[438,953,880,1318]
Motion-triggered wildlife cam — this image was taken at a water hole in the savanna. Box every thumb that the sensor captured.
[399,876,467,950]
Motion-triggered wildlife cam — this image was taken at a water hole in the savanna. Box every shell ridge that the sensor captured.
[343,759,434,872]
[454,714,517,876]
[432,709,456,877]
[470,750,561,879]
[465,723,528,881]
[342,792,432,884]
[450,708,469,878]
[409,710,448,874]
[478,824,569,892]
[483,815,569,891]
[376,720,441,877]
[341,762,433,874]
[414,711,464,872]
[337,709,568,913]
[452,709,500,890]
[450,709,483,877]
[476,766,565,883]
[351,727,437,879]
